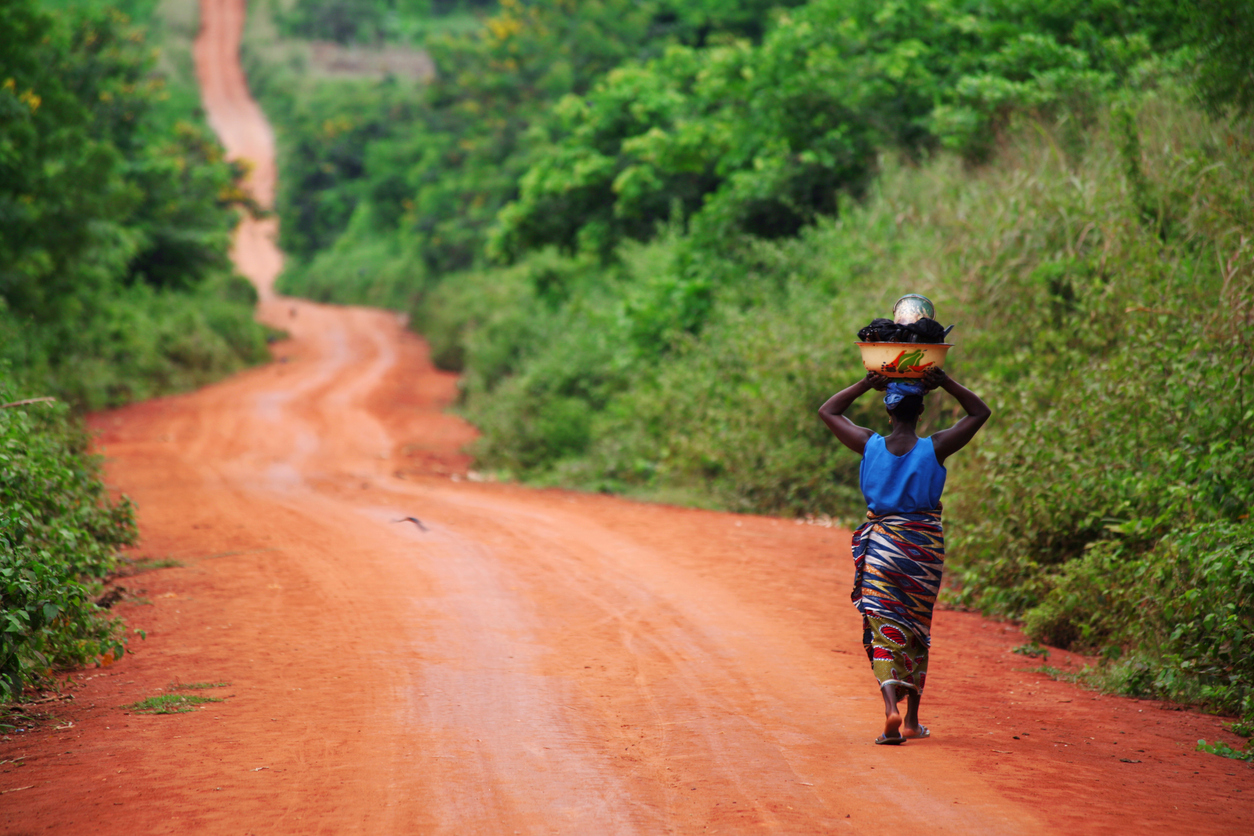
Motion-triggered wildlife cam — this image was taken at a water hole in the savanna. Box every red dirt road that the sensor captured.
[3,1,1253,833]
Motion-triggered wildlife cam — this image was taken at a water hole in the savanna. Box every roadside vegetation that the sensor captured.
[1,0,270,698]
[253,0,1254,737]
[125,680,231,714]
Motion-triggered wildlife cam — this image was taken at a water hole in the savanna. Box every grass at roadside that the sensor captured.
[127,694,225,714]
[116,558,185,577]
[167,681,231,690]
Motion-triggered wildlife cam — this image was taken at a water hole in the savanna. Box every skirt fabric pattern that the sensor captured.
[851,509,944,695]
[863,613,930,696]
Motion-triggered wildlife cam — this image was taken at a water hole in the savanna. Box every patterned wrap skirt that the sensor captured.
[850,510,945,697]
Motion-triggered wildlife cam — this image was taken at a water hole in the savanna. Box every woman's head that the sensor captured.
[886,394,925,424]
[884,381,926,425]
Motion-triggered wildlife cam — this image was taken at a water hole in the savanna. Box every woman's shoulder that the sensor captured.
[918,435,946,467]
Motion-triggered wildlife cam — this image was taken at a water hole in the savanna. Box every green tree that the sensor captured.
[1,1,246,313]
[493,0,1190,260]
[1,0,267,410]
[1187,0,1254,116]
[0,2,137,321]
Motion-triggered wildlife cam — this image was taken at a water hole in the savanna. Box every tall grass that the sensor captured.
[0,370,136,699]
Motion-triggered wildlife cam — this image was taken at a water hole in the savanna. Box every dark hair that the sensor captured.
[886,394,924,423]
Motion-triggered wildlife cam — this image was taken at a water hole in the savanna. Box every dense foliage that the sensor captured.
[494,0,1184,257]
[0,380,135,700]
[260,0,1253,729]
[1,0,269,697]
[279,0,496,45]
[1188,0,1254,117]
[248,0,810,278]
[1,0,268,409]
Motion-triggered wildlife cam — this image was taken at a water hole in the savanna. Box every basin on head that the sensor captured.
[857,342,952,378]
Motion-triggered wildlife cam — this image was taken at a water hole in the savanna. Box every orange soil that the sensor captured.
[3,0,1252,832]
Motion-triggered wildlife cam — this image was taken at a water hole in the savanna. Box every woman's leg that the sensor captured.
[902,690,925,737]
[880,683,903,740]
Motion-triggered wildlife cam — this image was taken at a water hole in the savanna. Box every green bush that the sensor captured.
[1024,521,1254,719]
[280,226,423,310]
[1,276,270,411]
[0,377,136,699]
[1161,523,1254,717]
[409,256,547,374]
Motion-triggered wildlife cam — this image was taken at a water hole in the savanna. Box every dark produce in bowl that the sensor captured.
[858,317,948,344]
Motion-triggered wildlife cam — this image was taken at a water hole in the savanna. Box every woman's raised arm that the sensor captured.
[818,373,887,455]
[924,368,991,465]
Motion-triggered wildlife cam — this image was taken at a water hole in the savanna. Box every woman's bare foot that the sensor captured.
[875,710,905,744]
[875,684,908,743]
[902,722,930,739]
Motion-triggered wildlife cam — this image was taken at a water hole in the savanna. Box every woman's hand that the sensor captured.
[866,372,891,391]
[921,367,948,391]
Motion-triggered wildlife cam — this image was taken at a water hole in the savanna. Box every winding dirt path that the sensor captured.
[3,1,1253,833]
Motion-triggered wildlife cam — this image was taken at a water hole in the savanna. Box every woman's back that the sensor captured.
[859,435,946,514]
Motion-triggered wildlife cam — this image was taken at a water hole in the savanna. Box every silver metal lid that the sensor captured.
[892,294,935,324]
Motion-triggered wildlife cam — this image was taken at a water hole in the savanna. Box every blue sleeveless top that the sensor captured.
[859,435,947,514]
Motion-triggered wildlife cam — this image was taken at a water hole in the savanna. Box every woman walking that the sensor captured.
[818,367,990,744]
